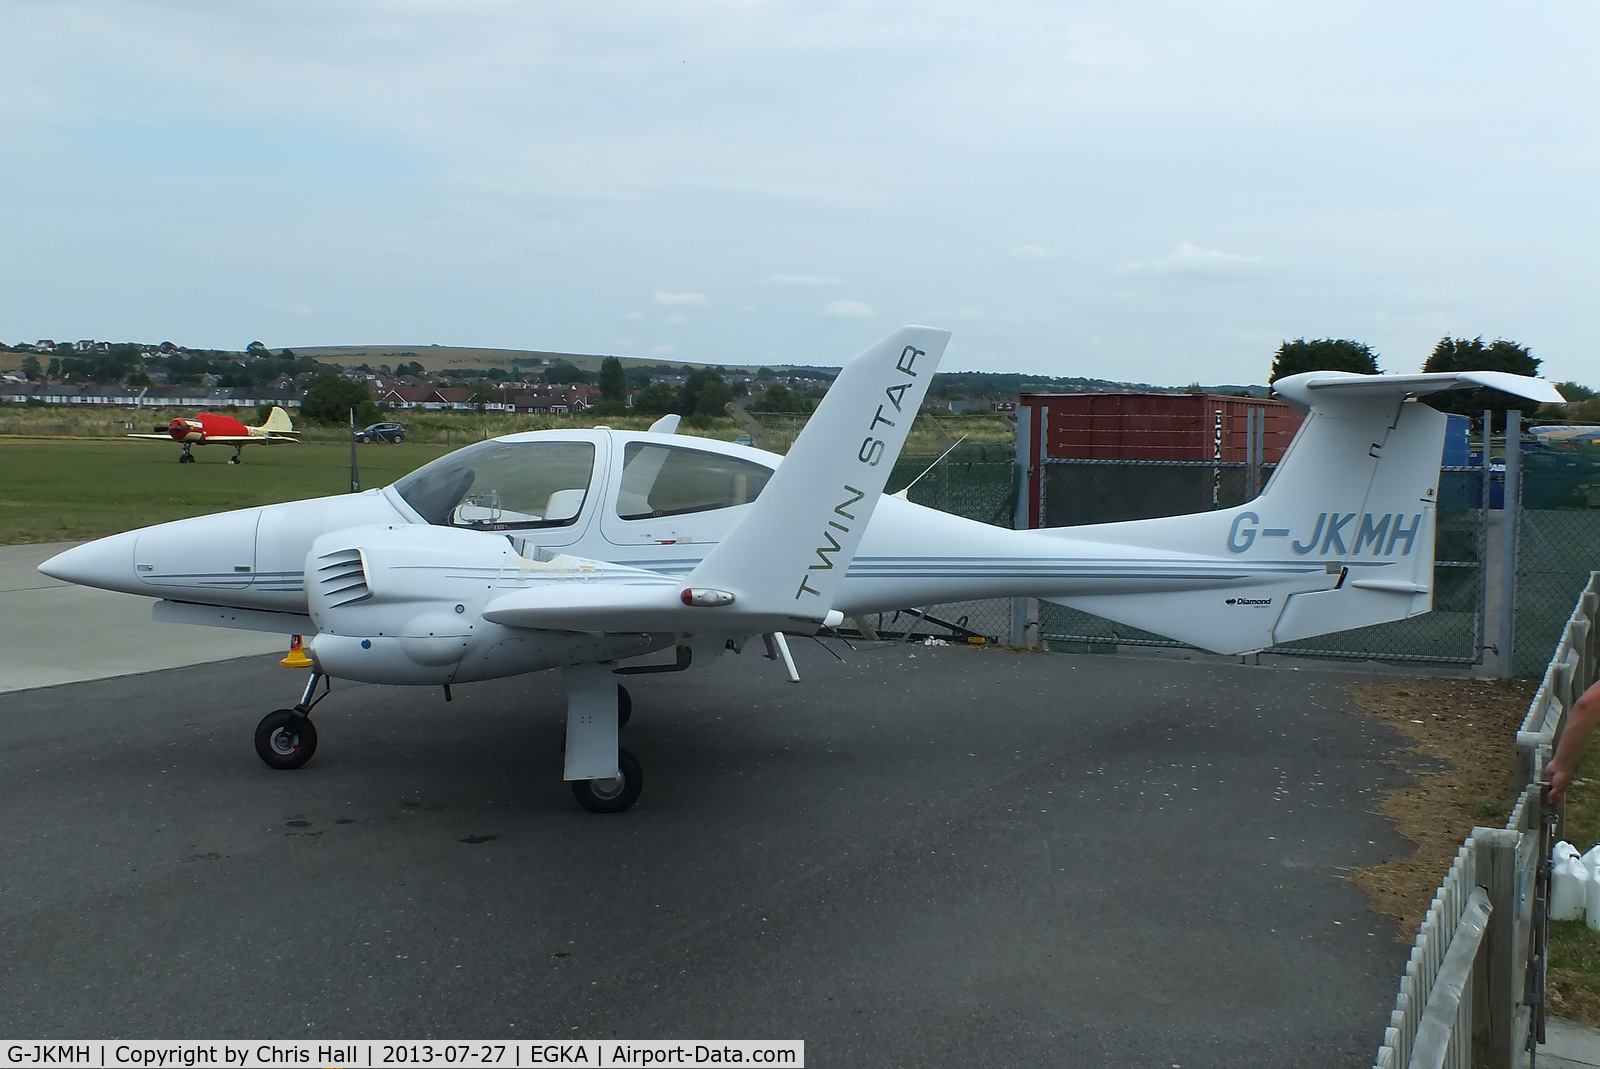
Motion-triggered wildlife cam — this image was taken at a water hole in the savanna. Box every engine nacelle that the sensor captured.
[304,524,673,685]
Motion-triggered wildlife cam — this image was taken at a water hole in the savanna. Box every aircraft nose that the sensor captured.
[37,530,143,594]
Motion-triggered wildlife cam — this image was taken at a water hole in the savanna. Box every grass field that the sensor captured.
[0,438,453,544]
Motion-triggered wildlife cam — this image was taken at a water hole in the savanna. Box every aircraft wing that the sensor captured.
[481,556,695,632]
[125,432,296,443]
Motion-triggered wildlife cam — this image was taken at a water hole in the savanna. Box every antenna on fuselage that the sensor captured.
[897,434,968,497]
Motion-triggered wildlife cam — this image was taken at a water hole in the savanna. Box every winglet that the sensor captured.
[686,325,950,630]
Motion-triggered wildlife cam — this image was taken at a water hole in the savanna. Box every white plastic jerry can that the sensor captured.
[1587,868,1600,933]
[1552,855,1589,922]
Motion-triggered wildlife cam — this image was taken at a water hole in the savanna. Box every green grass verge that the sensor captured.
[0,439,453,544]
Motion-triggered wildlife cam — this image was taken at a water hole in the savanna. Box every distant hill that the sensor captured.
[2,339,1270,396]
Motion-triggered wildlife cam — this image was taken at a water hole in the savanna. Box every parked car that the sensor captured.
[354,422,404,443]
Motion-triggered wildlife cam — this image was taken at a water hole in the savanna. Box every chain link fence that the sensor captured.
[874,456,1019,643]
[1515,510,1600,677]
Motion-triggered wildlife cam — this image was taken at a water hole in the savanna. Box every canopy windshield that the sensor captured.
[393,440,596,530]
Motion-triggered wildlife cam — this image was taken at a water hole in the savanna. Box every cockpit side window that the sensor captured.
[393,440,596,530]
[616,443,772,520]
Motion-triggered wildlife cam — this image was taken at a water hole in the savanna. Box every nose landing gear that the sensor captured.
[255,670,328,770]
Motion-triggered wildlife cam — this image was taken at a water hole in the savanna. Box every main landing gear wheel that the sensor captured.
[178,452,195,463]
[571,748,643,814]
[228,454,241,465]
[255,709,318,770]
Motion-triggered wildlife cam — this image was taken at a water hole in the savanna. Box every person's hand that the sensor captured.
[1549,761,1575,808]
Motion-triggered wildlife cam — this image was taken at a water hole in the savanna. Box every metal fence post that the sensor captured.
[1471,826,1526,1067]
[1496,410,1522,678]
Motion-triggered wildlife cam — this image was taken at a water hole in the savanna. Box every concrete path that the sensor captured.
[0,541,284,693]
[1539,1018,1600,1068]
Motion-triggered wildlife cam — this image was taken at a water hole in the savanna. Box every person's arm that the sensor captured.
[1547,679,1600,807]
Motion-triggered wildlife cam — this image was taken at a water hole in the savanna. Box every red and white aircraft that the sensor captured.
[129,405,298,464]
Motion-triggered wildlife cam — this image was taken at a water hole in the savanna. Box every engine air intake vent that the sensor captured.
[316,547,371,607]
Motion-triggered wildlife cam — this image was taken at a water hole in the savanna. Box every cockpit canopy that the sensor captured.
[392,434,775,533]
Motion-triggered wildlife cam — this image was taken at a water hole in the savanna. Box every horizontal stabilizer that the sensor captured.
[1273,369,1566,410]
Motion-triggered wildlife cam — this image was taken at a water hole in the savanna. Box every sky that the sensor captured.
[2,1,1596,386]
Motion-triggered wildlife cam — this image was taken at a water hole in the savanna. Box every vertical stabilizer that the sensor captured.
[260,406,295,434]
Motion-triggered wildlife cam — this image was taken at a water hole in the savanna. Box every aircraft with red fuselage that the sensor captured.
[129,405,298,464]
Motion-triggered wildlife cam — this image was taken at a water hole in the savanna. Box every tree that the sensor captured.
[632,383,678,415]
[19,356,40,381]
[246,341,269,357]
[468,381,498,412]
[301,373,380,425]
[679,368,733,418]
[1268,338,1380,383]
[598,357,627,407]
[750,382,812,414]
[1420,336,1543,430]
[543,361,592,385]
[45,357,60,380]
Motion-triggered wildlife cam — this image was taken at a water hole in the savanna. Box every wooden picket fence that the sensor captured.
[1373,571,1599,1069]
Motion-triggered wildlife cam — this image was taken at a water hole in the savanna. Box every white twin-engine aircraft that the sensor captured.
[40,327,1563,812]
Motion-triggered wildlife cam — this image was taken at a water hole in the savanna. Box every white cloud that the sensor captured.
[655,291,709,306]
[624,311,642,321]
[1116,241,1267,275]
[650,343,677,355]
[1010,244,1052,259]
[665,312,688,325]
[823,299,875,319]
[765,273,844,285]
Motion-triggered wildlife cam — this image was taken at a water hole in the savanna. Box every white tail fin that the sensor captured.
[259,406,295,434]
[1048,371,1563,653]
[688,325,950,629]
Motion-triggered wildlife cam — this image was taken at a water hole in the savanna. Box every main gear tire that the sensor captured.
[255,710,318,770]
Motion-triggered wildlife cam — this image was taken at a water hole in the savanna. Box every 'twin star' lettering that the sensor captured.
[795,343,923,601]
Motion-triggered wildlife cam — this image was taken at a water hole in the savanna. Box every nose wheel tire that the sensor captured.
[571,748,643,813]
[255,709,318,770]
